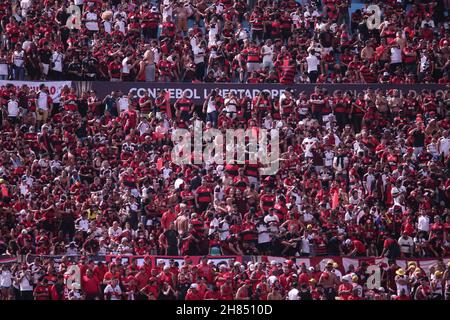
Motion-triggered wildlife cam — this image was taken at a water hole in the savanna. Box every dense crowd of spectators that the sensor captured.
[0,255,449,300]
[0,83,449,261]
[0,0,449,301]
[0,0,449,83]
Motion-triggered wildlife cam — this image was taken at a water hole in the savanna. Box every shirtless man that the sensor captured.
[360,40,375,63]
[267,286,283,300]
[175,207,189,235]
[318,260,341,300]
[174,2,189,36]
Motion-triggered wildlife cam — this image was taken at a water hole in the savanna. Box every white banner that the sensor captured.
[342,258,360,272]
[0,80,72,103]
[295,258,311,268]
[417,260,438,275]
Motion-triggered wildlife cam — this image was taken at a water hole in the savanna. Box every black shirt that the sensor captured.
[299,289,313,300]
[77,98,88,117]
[67,62,82,80]
[39,48,52,64]
[164,229,178,248]
[412,130,425,147]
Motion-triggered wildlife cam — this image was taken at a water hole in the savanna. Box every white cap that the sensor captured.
[190,283,198,289]
[234,261,241,267]
[342,275,352,282]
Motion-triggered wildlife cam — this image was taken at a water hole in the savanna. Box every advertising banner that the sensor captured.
[0,80,72,103]
[75,81,449,104]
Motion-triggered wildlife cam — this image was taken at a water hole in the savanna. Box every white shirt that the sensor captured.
[103,20,112,34]
[108,227,122,238]
[421,19,435,29]
[151,47,161,64]
[304,10,320,18]
[288,288,299,300]
[208,25,219,42]
[20,0,32,11]
[219,220,229,241]
[0,270,12,287]
[306,54,319,72]
[417,215,430,232]
[391,186,406,205]
[37,91,49,110]
[174,178,184,190]
[19,273,33,291]
[13,50,24,67]
[192,45,205,64]
[162,6,173,21]
[104,284,122,300]
[208,217,219,236]
[302,212,314,223]
[419,55,429,72]
[118,97,129,112]
[206,97,216,113]
[122,57,130,74]
[302,137,318,157]
[7,100,20,117]
[267,275,278,286]
[0,61,8,75]
[345,211,355,221]
[115,20,126,34]
[77,218,90,232]
[162,167,172,179]
[261,45,274,64]
[256,224,270,244]
[332,269,342,280]
[438,137,450,157]
[390,47,402,64]
[236,29,248,41]
[264,214,279,233]
[137,121,150,136]
[398,236,414,253]
[51,52,64,72]
[85,12,99,31]
[224,98,237,113]
[324,150,334,167]
[300,236,311,253]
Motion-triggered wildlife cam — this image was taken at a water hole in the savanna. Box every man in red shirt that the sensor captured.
[174,91,194,122]
[108,57,122,81]
[185,283,203,300]
[33,278,51,300]
[195,180,213,213]
[81,269,101,300]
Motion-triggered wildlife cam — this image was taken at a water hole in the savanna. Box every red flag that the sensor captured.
[331,190,339,210]
[164,91,172,120]
[156,158,164,171]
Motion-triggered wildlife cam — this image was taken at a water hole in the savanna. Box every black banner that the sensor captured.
[74,81,449,104]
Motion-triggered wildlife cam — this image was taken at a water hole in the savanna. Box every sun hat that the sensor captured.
[396,269,405,276]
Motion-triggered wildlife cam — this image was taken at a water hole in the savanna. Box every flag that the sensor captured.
[331,190,339,209]
[156,158,164,171]
[164,91,172,119]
